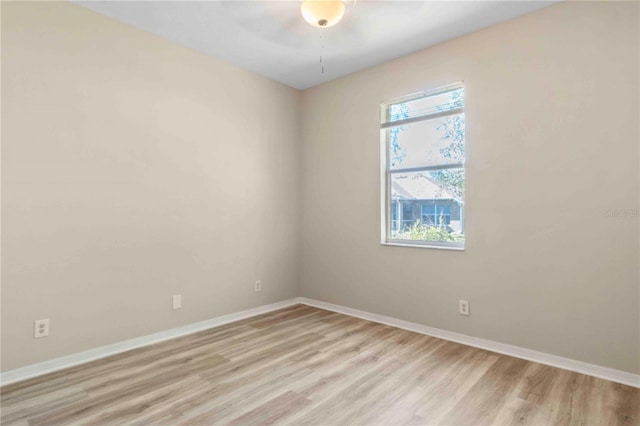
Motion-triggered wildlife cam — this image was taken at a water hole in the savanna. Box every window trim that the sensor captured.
[380,82,465,250]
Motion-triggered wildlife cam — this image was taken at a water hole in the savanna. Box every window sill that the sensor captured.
[381,241,465,251]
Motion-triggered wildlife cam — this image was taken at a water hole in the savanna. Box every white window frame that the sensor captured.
[380,82,465,250]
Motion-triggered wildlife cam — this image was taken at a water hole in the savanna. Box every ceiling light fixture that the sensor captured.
[300,0,345,28]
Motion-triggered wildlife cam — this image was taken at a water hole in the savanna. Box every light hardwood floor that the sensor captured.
[1,304,638,425]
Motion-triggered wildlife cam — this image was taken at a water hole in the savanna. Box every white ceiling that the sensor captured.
[75,1,556,90]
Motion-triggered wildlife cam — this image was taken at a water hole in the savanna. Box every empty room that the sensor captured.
[1,0,639,424]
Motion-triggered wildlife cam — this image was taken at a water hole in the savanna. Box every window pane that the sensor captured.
[391,201,398,231]
[387,113,464,170]
[385,88,463,123]
[420,204,451,226]
[390,170,464,242]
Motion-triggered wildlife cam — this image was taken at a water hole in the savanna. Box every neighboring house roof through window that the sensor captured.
[391,173,461,203]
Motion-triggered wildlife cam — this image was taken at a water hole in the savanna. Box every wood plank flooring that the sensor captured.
[1,304,638,425]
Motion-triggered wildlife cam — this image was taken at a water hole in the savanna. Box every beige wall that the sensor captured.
[299,1,640,374]
[1,2,300,371]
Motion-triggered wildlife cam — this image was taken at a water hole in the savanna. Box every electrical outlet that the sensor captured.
[172,294,182,310]
[459,300,469,316]
[34,319,50,338]
[254,280,262,292]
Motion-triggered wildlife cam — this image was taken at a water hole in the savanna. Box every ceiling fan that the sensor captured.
[300,0,354,28]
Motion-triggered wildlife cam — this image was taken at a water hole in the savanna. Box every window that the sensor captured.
[421,204,451,226]
[380,83,465,249]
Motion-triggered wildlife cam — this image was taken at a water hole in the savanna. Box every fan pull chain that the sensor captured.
[320,34,325,75]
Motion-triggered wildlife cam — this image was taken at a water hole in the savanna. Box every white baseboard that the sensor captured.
[0,298,300,387]
[298,297,640,388]
[3,296,638,389]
